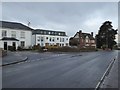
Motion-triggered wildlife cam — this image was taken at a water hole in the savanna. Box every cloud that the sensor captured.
[2,2,118,38]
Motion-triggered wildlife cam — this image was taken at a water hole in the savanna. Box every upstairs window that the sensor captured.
[46,37,48,39]
[2,30,7,37]
[41,37,44,42]
[20,31,25,39]
[62,38,64,42]
[57,38,59,40]
[37,36,40,41]
[11,31,16,38]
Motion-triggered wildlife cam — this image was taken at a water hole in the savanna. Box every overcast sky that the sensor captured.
[2,2,118,37]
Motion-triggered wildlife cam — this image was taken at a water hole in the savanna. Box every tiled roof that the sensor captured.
[74,32,95,40]
[82,33,95,40]
[33,29,67,36]
[0,21,33,31]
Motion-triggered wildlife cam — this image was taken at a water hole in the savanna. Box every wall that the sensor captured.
[0,28,32,49]
[34,34,69,47]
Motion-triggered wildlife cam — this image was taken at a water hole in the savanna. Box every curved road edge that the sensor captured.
[1,57,28,67]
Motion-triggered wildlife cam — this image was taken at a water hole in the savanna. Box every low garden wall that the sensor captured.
[0,48,7,57]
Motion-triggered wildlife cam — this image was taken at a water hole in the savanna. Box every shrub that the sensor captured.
[32,45,43,51]
[17,46,23,51]
[47,46,97,52]
[8,46,16,51]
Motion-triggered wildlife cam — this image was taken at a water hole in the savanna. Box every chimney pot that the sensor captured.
[79,30,82,33]
[91,32,93,36]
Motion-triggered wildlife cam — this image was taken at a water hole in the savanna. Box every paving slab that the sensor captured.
[100,56,118,89]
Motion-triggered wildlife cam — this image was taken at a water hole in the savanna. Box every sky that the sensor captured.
[1,2,118,39]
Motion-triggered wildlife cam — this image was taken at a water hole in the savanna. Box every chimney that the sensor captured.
[91,32,93,36]
[79,30,82,48]
[79,30,82,34]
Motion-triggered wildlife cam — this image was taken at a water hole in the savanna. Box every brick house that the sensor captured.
[69,30,96,48]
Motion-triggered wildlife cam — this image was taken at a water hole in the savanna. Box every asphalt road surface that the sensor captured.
[2,50,118,88]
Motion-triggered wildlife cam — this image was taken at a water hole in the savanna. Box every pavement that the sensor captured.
[1,51,28,66]
[100,51,119,89]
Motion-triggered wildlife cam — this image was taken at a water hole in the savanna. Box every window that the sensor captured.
[11,31,16,38]
[59,33,61,35]
[37,36,40,41]
[41,37,44,42]
[41,43,44,46]
[21,31,25,39]
[62,38,64,42]
[86,39,89,43]
[49,37,52,41]
[57,38,59,40]
[60,44,61,46]
[41,31,43,34]
[46,31,49,35]
[60,38,61,42]
[52,37,55,42]
[2,30,7,37]
[44,31,46,34]
[46,37,48,39]
[55,32,57,35]
[37,43,40,46]
[66,43,68,46]
[60,38,64,42]
[66,38,68,40]
[21,41,25,47]
[49,32,51,35]
[52,32,54,35]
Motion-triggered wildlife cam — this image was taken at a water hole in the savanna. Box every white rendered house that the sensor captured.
[32,29,69,48]
[0,21,33,50]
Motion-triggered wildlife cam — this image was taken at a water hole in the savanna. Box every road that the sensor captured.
[2,50,118,88]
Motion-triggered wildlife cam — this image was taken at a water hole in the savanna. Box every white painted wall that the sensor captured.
[34,34,69,47]
[0,28,32,49]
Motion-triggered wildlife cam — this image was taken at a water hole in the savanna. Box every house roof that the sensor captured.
[0,21,33,31]
[74,32,95,40]
[82,33,95,40]
[33,29,67,36]
[1,37,19,41]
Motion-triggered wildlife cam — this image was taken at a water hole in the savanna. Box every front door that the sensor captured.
[4,42,7,50]
[12,42,16,51]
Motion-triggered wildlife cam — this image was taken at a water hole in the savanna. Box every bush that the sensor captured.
[47,46,80,52]
[47,46,97,52]
[8,46,16,51]
[17,46,23,51]
[32,45,43,51]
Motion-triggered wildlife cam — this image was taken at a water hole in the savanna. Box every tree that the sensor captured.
[96,21,117,50]
[69,37,79,46]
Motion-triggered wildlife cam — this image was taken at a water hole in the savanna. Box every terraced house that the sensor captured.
[0,21,33,50]
[32,29,69,48]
